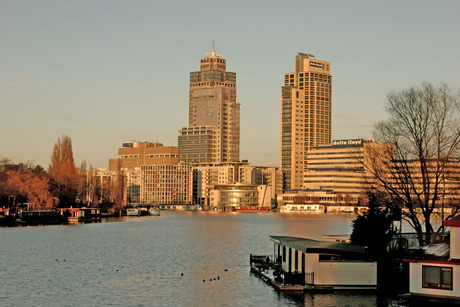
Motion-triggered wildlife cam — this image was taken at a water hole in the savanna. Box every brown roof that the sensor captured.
[443,215,460,227]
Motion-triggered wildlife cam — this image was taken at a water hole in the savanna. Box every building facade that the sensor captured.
[179,42,240,164]
[108,142,178,171]
[192,162,282,208]
[303,139,391,205]
[277,139,393,211]
[140,165,192,205]
[107,142,179,204]
[281,53,332,190]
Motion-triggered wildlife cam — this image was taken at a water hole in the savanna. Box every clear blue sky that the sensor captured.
[2,0,459,169]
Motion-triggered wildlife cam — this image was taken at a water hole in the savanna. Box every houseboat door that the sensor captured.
[288,248,292,273]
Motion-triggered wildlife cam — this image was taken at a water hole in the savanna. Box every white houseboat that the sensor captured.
[251,235,377,291]
[404,216,460,302]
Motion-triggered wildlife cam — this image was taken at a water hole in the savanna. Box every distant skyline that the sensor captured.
[2,1,459,169]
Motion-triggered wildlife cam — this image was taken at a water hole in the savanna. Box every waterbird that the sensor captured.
[224,269,228,272]
[181,273,183,276]
[217,276,220,280]
[203,279,205,282]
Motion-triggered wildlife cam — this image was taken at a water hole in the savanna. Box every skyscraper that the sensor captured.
[179,42,240,164]
[281,53,332,190]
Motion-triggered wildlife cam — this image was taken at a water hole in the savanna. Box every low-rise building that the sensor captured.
[193,161,281,209]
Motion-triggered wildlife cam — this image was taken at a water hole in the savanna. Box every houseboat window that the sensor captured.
[319,255,341,262]
[283,246,286,262]
[288,248,292,273]
[422,266,452,290]
[295,250,298,271]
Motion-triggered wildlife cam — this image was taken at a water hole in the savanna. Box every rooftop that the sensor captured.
[270,235,368,257]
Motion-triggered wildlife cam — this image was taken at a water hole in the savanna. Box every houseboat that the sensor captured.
[61,208,102,223]
[404,216,460,303]
[250,235,377,291]
[20,210,68,225]
[138,205,161,216]
[125,207,140,216]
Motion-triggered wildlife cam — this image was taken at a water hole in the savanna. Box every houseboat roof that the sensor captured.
[443,215,460,227]
[270,236,368,257]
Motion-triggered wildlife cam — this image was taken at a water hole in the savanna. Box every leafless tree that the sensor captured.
[49,135,79,206]
[365,83,460,245]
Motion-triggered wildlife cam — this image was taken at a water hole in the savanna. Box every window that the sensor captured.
[283,246,286,262]
[423,266,453,290]
[295,250,298,271]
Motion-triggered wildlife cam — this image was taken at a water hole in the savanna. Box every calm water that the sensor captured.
[0,212,406,306]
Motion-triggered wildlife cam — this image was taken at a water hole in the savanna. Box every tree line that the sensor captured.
[0,135,124,210]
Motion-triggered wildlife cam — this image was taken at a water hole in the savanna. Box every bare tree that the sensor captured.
[49,135,79,206]
[366,83,460,245]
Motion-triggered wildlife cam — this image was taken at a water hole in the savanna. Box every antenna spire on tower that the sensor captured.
[206,40,221,58]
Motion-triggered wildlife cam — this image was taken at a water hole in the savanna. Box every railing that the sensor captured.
[250,254,307,286]
[250,254,272,270]
[305,272,314,285]
[283,272,305,286]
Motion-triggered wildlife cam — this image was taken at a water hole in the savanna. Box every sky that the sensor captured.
[1,0,459,169]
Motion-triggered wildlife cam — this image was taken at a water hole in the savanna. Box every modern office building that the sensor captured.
[303,139,392,205]
[108,142,178,171]
[107,142,179,204]
[140,165,192,205]
[210,184,260,210]
[192,162,282,209]
[281,53,332,190]
[179,42,240,164]
[277,139,394,211]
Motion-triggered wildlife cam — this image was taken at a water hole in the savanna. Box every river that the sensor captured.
[0,212,407,306]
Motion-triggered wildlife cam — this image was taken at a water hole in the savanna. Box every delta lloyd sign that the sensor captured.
[332,139,363,147]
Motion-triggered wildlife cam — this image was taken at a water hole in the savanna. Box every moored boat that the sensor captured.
[148,206,160,216]
[126,208,140,216]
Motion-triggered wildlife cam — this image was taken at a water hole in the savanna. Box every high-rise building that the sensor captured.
[281,53,332,190]
[179,42,240,164]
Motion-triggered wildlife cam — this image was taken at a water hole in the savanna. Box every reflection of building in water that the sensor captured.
[179,42,240,164]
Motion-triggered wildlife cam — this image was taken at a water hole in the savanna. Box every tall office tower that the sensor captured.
[280,53,332,190]
[179,42,240,164]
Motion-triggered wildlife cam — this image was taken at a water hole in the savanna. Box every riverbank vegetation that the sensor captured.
[0,135,123,210]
